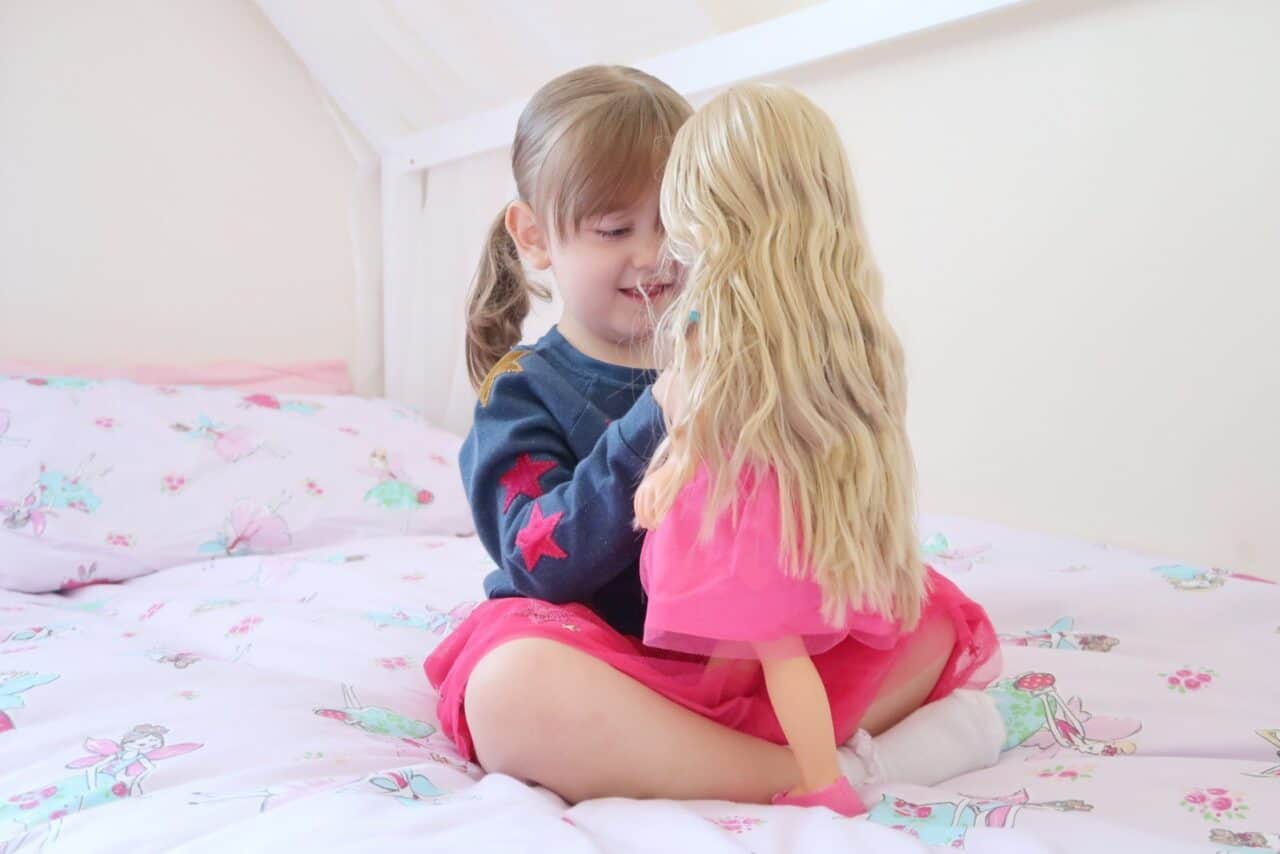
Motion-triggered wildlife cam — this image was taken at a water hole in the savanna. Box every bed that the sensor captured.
[1,375,1277,853]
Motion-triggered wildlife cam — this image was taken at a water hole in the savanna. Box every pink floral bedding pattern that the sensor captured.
[0,376,472,592]
[0,515,1276,851]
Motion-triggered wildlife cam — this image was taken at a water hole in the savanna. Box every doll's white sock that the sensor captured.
[837,690,1005,787]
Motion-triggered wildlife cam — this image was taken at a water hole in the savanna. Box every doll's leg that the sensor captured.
[465,637,802,804]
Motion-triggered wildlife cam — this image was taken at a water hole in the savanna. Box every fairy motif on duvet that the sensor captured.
[866,789,1093,848]
[921,533,991,574]
[197,499,291,558]
[314,684,436,741]
[364,769,450,805]
[362,450,434,509]
[191,777,355,814]
[987,672,1141,758]
[20,376,95,392]
[0,672,58,733]
[239,393,322,415]
[1246,729,1280,778]
[171,415,278,462]
[364,602,476,635]
[0,724,201,835]
[1211,829,1280,852]
[2,623,78,659]
[1,462,107,537]
[0,411,30,448]
[1153,564,1276,591]
[998,617,1119,652]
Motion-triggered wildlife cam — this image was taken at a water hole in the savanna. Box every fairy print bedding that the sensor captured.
[0,376,473,592]
[0,514,1275,852]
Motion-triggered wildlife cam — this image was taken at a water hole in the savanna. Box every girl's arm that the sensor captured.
[462,361,666,606]
[758,641,842,795]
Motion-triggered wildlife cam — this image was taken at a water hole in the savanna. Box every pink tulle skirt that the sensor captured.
[424,568,1000,762]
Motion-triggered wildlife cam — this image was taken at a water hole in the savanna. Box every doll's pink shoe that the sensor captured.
[770,777,866,817]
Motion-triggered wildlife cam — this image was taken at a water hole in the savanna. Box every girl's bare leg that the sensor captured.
[464,617,953,804]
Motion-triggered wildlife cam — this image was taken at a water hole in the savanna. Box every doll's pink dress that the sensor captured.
[641,465,901,660]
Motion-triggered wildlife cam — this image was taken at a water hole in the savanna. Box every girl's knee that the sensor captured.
[464,638,581,774]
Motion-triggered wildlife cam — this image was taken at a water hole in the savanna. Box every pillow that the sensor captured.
[0,375,473,592]
[0,360,353,394]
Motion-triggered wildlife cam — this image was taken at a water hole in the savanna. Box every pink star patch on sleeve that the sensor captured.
[499,453,558,512]
[515,503,567,571]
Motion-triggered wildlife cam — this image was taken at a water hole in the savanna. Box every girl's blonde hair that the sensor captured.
[465,65,692,388]
[635,84,925,629]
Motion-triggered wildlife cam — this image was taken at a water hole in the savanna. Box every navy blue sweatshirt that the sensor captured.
[460,327,667,637]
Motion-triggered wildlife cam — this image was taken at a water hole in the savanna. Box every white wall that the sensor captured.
[0,0,374,388]
[773,0,1279,574]
[405,0,1278,575]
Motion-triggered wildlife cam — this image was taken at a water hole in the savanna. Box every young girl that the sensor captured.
[426,66,1006,811]
[633,83,1002,815]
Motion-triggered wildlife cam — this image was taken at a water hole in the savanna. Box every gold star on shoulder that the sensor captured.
[478,350,530,407]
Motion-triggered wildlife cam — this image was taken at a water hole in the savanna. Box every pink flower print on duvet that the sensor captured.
[1183,786,1249,822]
[171,414,270,462]
[1160,666,1217,694]
[197,499,291,557]
[1035,764,1094,781]
[161,473,188,494]
[226,616,263,637]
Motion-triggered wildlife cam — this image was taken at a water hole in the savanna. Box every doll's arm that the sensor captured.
[759,642,842,795]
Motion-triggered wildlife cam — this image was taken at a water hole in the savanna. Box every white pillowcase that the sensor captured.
[0,376,474,592]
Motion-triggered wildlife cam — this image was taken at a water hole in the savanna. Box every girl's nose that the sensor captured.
[633,231,664,272]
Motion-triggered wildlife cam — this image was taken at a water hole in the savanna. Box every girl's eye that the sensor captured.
[596,227,631,239]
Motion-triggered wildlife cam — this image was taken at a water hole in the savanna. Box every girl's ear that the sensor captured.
[505,201,552,271]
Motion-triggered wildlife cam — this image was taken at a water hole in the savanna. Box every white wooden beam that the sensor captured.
[383,0,1032,173]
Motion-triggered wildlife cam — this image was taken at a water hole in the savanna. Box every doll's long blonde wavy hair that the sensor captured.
[634,84,925,629]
